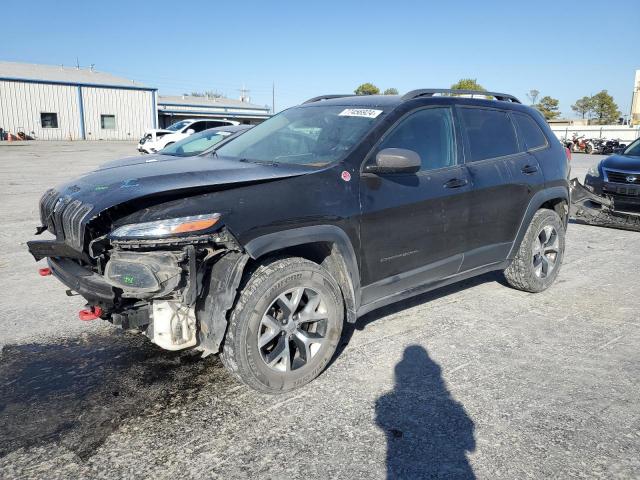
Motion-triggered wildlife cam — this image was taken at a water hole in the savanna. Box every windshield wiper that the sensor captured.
[243,158,279,166]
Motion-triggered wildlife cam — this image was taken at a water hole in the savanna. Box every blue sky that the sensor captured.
[2,0,637,117]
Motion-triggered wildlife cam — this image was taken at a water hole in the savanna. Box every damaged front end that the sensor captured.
[570,178,640,232]
[28,193,249,355]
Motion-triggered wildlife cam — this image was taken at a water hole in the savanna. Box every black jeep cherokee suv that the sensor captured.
[29,89,570,393]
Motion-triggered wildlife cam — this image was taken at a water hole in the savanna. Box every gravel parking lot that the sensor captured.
[1,142,639,479]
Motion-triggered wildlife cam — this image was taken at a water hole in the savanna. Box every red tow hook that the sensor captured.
[39,267,52,276]
[79,306,103,321]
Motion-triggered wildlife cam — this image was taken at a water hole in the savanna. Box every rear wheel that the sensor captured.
[504,209,565,293]
[220,257,344,393]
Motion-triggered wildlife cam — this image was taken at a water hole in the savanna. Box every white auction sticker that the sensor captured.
[338,108,383,119]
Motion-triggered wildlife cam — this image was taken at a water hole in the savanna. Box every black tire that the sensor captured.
[504,209,565,293]
[585,144,593,154]
[220,257,344,393]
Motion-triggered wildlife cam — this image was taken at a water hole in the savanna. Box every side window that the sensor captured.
[377,107,455,171]
[188,121,208,133]
[512,113,547,151]
[206,121,227,128]
[459,108,519,161]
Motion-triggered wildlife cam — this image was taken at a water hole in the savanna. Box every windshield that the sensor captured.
[165,120,192,132]
[159,129,233,157]
[623,138,640,156]
[215,105,385,166]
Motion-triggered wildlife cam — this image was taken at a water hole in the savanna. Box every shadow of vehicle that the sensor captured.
[375,345,476,479]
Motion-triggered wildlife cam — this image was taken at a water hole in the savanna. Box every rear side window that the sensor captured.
[188,121,209,133]
[512,113,547,150]
[459,108,518,161]
[377,107,456,171]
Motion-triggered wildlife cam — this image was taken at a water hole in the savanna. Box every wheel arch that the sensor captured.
[507,186,569,260]
[243,225,360,324]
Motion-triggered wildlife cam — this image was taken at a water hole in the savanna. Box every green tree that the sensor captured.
[354,83,380,95]
[571,96,594,119]
[590,90,620,125]
[534,96,561,120]
[383,87,399,95]
[450,78,486,92]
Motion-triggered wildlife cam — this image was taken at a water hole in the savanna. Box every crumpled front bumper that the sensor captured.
[47,257,116,304]
[570,178,640,232]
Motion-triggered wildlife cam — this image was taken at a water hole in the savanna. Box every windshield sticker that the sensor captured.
[218,131,232,137]
[338,108,383,119]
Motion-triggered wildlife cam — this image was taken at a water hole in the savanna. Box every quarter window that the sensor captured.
[41,112,58,128]
[100,115,116,129]
[188,121,209,133]
[512,113,547,151]
[376,107,456,171]
[459,108,519,161]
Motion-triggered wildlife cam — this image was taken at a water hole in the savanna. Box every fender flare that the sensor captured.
[244,225,360,321]
[507,186,569,259]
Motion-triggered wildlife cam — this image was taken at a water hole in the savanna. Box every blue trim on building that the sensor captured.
[0,76,156,92]
[159,109,270,118]
[157,101,269,112]
[77,86,86,140]
[151,91,157,129]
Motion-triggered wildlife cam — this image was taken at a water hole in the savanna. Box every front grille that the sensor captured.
[605,170,640,184]
[39,189,59,234]
[38,189,93,249]
[62,200,93,249]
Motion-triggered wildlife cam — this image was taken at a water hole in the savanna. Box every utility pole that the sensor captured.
[239,85,250,103]
[272,82,275,114]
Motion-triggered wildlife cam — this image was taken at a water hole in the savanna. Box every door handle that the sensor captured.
[443,178,468,189]
[521,165,538,175]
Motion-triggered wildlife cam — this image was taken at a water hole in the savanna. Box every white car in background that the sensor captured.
[138,118,239,153]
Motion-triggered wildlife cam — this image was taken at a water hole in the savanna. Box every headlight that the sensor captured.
[110,213,221,239]
[586,166,600,178]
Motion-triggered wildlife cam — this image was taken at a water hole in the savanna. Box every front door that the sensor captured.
[358,106,472,305]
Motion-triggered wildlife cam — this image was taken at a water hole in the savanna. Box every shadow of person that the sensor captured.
[375,345,476,479]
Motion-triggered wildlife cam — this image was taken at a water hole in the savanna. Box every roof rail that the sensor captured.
[401,89,521,104]
[303,94,358,104]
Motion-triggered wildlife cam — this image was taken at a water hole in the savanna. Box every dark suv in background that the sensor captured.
[29,89,570,393]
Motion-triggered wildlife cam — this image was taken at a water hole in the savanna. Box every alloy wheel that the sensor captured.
[532,225,559,279]
[257,287,328,372]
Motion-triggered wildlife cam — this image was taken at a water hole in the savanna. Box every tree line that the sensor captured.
[353,79,623,124]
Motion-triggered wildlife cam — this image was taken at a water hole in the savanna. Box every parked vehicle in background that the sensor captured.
[567,133,594,154]
[138,118,240,154]
[571,137,640,232]
[101,125,252,170]
[602,138,627,155]
[591,138,607,155]
[28,88,570,393]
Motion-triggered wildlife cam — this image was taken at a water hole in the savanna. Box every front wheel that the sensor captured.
[220,257,344,393]
[504,209,565,293]
[585,143,593,154]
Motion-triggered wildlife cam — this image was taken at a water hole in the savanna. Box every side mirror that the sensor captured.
[185,128,196,135]
[366,148,421,174]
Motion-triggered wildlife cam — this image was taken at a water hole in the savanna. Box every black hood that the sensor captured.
[96,153,184,170]
[600,153,640,172]
[53,156,312,216]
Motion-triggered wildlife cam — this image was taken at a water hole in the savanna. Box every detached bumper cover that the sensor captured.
[570,178,640,232]
[48,257,115,304]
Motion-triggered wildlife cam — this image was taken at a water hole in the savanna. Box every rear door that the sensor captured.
[457,107,545,270]
[359,106,472,304]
